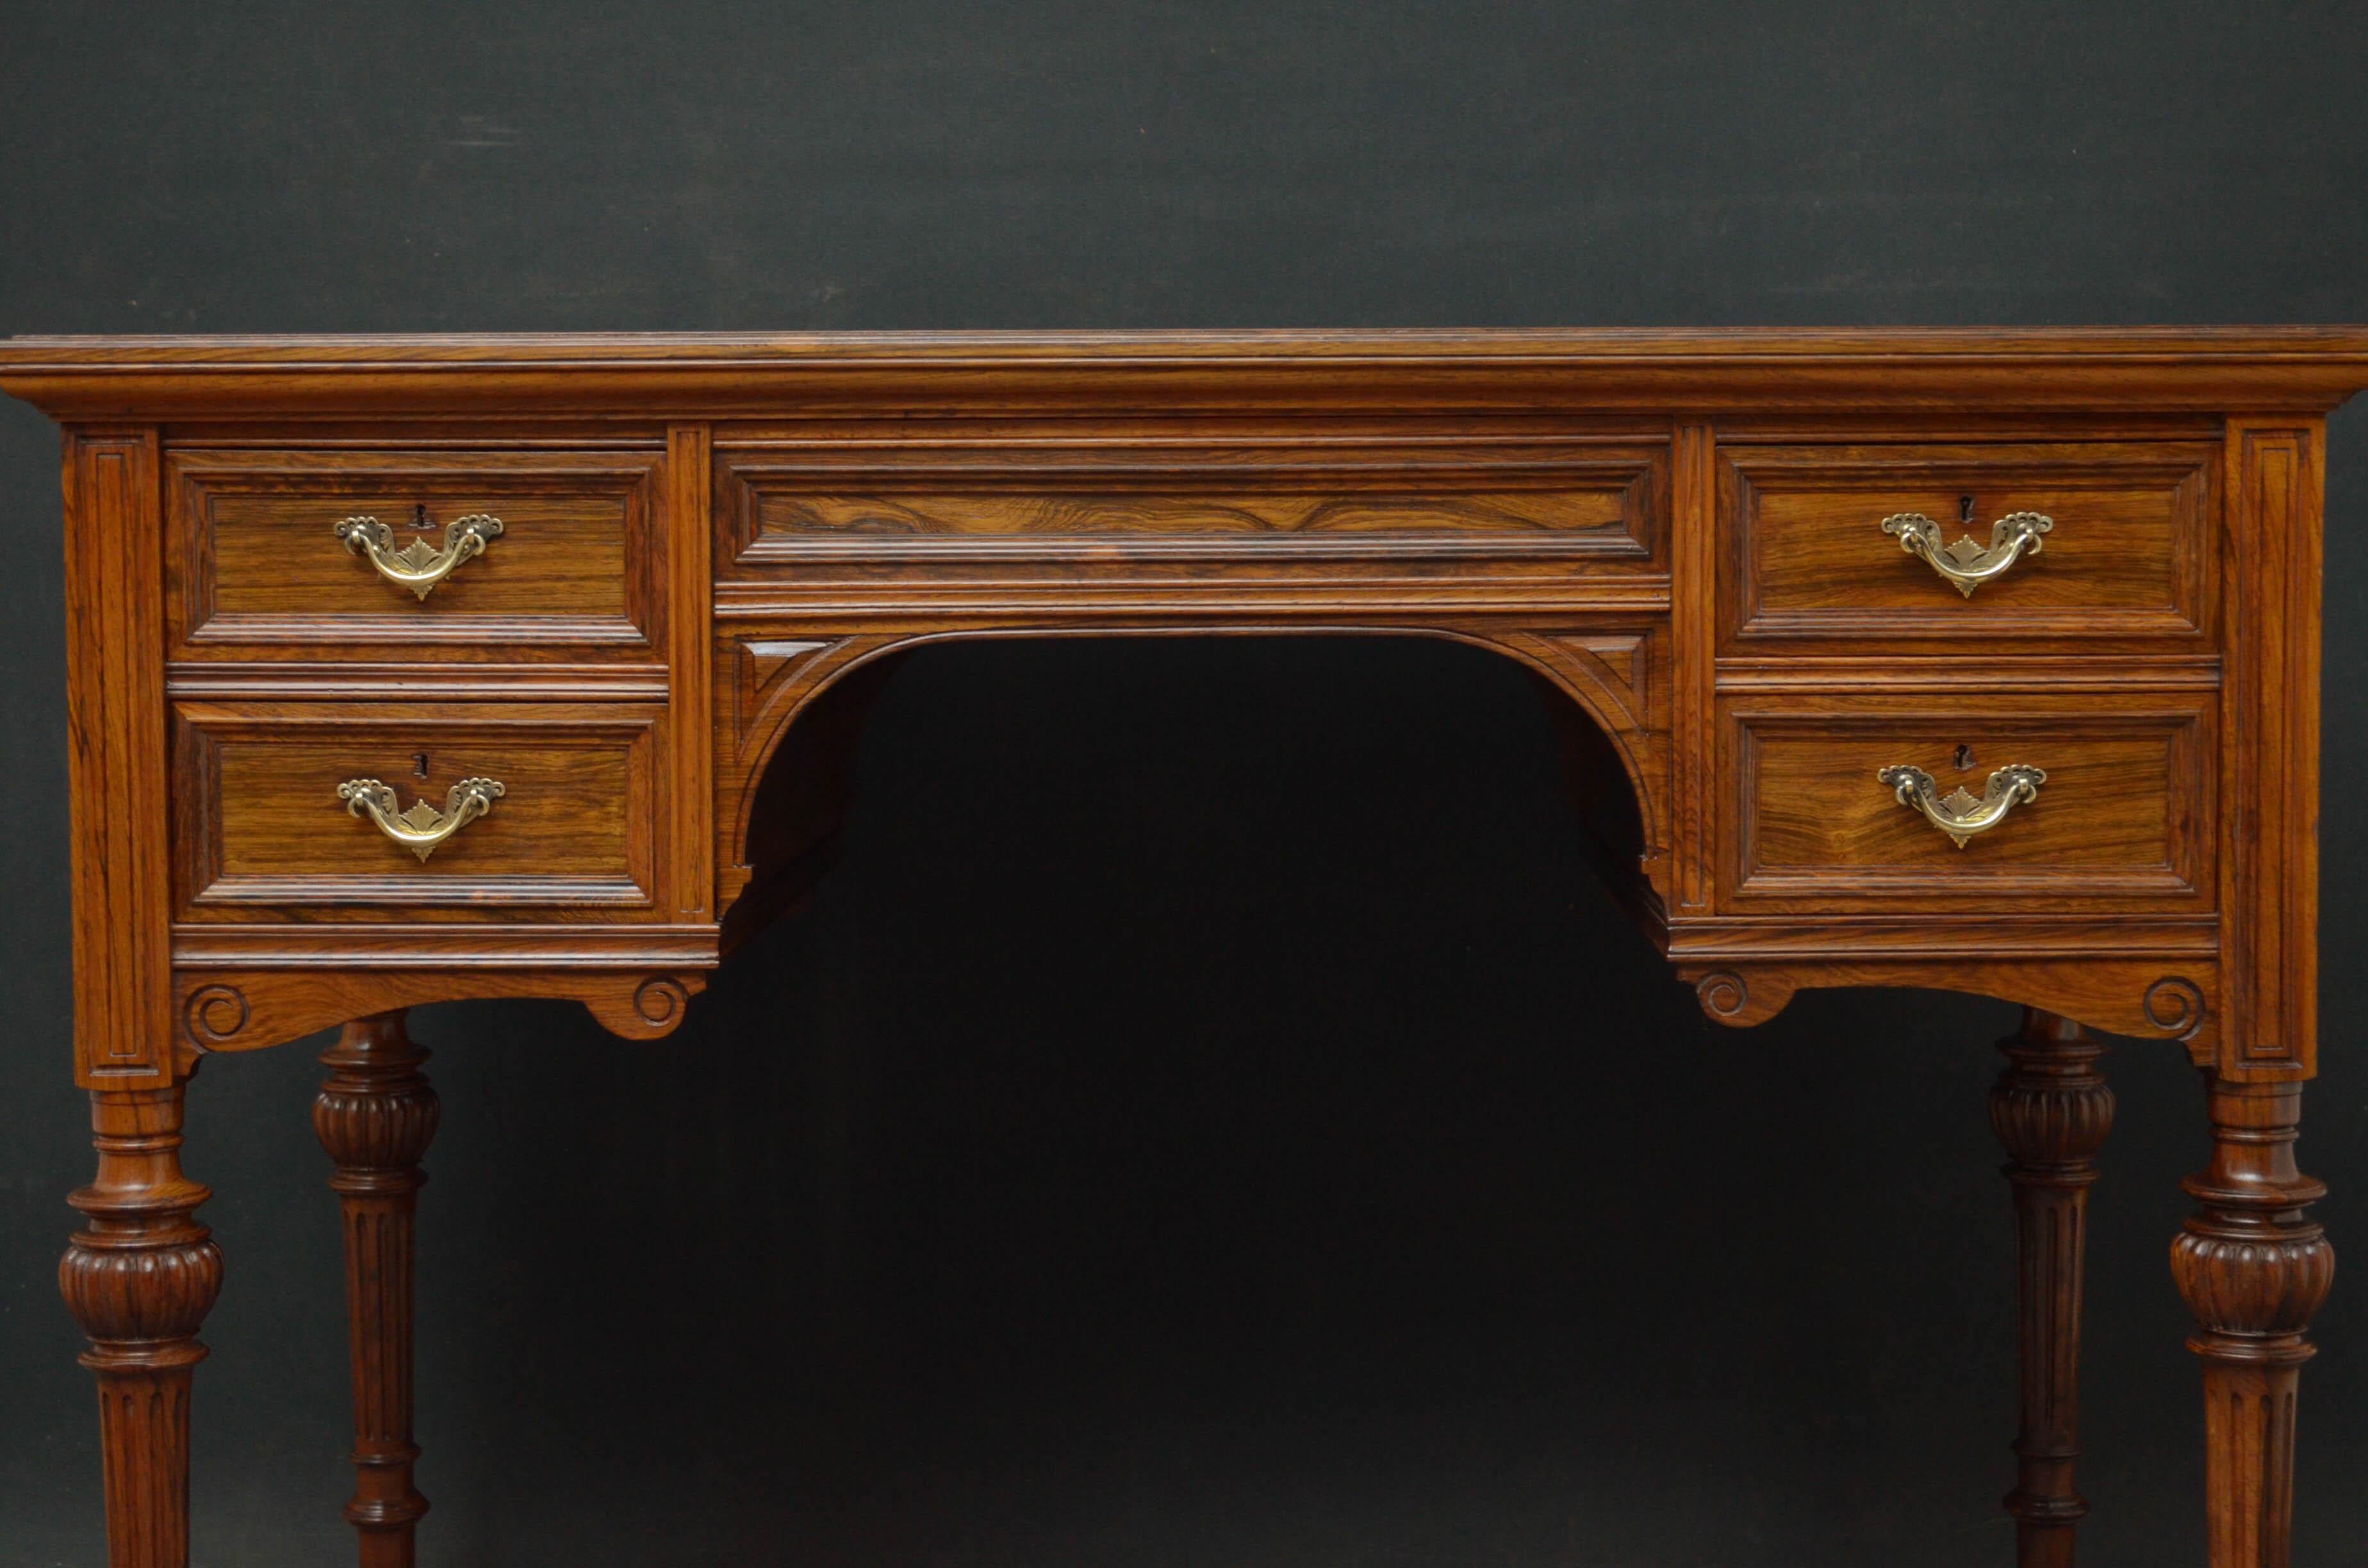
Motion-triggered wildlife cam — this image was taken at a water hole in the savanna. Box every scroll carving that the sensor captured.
[2143,977,2207,1040]
[182,984,251,1047]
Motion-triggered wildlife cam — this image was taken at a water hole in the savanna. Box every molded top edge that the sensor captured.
[8,325,2368,366]
[9,327,2368,417]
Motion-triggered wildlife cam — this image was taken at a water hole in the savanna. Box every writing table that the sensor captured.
[4,328,2363,1567]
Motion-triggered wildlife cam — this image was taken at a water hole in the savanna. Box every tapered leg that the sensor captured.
[1989,1008,2112,1568]
[314,1012,440,1568]
[2171,1077,2333,1568]
[59,1079,225,1568]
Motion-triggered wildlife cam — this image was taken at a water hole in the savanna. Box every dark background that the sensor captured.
[3,3,2365,1564]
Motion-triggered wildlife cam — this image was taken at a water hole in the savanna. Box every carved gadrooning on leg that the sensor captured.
[2170,1079,2333,1568]
[1990,1015,2115,1174]
[60,1093,225,1366]
[58,1236,226,1362]
[2171,1081,2333,1364]
[313,1081,440,1179]
[60,1084,225,1568]
[2171,1210,2335,1362]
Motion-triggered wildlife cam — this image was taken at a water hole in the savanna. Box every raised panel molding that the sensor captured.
[1717,440,2217,649]
[710,428,1672,620]
[165,447,666,655]
[170,703,666,919]
[2222,422,2324,1070]
[63,429,174,1082]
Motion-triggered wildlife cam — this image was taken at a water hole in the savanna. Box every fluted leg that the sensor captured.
[2171,1077,2333,1568]
[1990,1008,2112,1568]
[59,1079,225,1568]
[315,1012,440,1568]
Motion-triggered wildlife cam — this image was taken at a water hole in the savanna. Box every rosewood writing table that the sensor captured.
[4,328,2364,1568]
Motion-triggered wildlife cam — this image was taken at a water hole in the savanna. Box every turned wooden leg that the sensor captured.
[314,1013,440,1568]
[2170,1077,2334,1568]
[1989,1008,2112,1568]
[58,1079,225,1568]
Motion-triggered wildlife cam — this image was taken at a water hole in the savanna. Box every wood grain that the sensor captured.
[664,425,716,924]
[1992,1009,2114,1568]
[1723,690,2215,910]
[1720,441,2215,648]
[2220,424,2323,1073]
[313,1014,436,1568]
[59,1082,222,1568]
[715,430,1668,614]
[10,327,2368,415]
[64,430,176,1084]
[1681,955,2217,1051]
[166,448,661,654]
[1672,421,1719,916]
[2172,1079,2333,1568]
[171,702,662,917]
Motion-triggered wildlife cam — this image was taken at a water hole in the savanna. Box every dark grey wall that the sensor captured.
[3,4,2364,1564]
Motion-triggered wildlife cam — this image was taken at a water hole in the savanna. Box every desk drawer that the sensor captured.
[1719,441,2216,648]
[172,701,664,919]
[1720,690,2216,912]
[716,426,1668,594]
[167,448,662,657]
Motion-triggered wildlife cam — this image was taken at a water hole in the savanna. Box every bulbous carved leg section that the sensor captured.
[1989,1008,2113,1568]
[59,1082,224,1568]
[314,1012,440,1568]
[2171,1078,2334,1568]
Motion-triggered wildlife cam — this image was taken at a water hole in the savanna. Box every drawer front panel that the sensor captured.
[718,424,1668,596]
[169,449,662,655]
[1722,692,2215,911]
[173,703,663,918]
[1719,441,2216,646]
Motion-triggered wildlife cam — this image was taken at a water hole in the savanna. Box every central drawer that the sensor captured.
[715,421,1670,597]
[170,701,667,920]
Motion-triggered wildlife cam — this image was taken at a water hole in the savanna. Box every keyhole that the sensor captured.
[413,502,429,530]
[413,752,431,780]
[1958,494,1976,525]
[1953,744,1975,770]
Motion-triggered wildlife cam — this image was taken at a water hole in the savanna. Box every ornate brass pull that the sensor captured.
[337,776,505,862]
[1880,508,2051,597]
[334,507,504,600]
[1877,763,2045,847]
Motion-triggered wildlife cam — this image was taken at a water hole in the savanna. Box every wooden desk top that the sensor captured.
[10,325,2368,412]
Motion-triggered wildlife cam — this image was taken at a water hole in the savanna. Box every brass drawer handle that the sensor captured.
[334,507,504,600]
[1880,509,2051,597]
[1877,763,2045,847]
[337,776,506,862]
